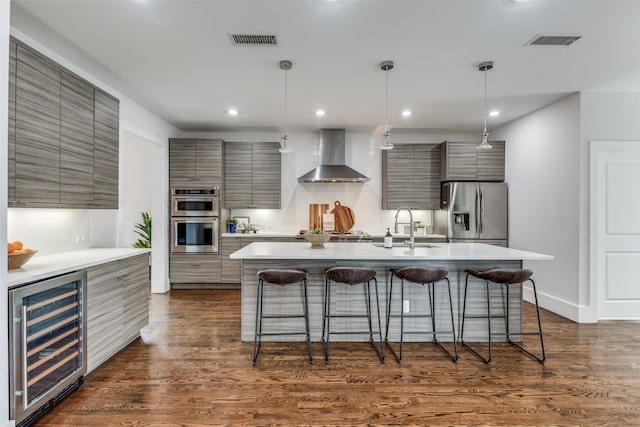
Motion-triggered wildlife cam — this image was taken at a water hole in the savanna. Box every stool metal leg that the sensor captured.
[372,278,384,362]
[431,278,459,363]
[506,279,546,364]
[461,273,493,364]
[386,277,457,363]
[302,278,313,364]
[322,277,332,363]
[253,275,312,366]
[252,279,264,365]
[463,273,545,365]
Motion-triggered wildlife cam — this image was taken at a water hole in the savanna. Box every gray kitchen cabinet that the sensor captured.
[15,43,61,205]
[8,37,120,209]
[93,89,119,208]
[382,143,441,210]
[8,38,16,203]
[440,141,505,182]
[86,253,150,373]
[169,253,222,285]
[224,141,281,209]
[221,237,241,284]
[61,71,95,206]
[169,139,223,189]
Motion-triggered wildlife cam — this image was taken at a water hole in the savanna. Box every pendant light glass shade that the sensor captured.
[477,61,494,151]
[279,60,293,154]
[380,60,394,150]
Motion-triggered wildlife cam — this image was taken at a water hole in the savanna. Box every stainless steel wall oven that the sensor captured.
[171,188,219,217]
[9,270,87,426]
[171,217,219,253]
[171,188,220,253]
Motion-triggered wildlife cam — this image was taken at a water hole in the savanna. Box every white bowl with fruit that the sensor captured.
[7,240,37,270]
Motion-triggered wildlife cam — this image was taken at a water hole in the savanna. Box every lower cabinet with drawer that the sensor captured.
[170,236,296,288]
[86,253,150,373]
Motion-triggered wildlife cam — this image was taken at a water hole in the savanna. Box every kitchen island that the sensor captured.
[230,242,552,342]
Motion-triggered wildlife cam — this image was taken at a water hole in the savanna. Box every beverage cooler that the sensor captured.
[8,270,87,426]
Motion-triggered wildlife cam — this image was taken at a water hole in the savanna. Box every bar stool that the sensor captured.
[384,267,458,363]
[253,269,312,365]
[461,268,545,365]
[322,266,384,363]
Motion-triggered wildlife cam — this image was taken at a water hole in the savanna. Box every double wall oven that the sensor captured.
[171,188,220,253]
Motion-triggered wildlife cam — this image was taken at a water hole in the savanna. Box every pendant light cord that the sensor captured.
[283,67,288,136]
[385,67,389,131]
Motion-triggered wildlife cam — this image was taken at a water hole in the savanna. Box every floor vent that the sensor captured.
[527,35,582,46]
[229,34,278,46]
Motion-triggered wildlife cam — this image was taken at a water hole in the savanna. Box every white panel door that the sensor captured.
[592,141,640,319]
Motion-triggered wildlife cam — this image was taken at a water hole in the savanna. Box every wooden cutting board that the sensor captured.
[331,201,355,232]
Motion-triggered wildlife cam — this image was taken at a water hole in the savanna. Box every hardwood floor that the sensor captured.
[37,290,640,426]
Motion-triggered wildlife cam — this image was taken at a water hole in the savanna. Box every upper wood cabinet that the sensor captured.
[8,38,16,203]
[224,141,281,209]
[60,71,95,206]
[15,43,62,205]
[8,37,120,209]
[382,143,441,210]
[440,141,505,182]
[169,139,223,189]
[93,89,120,208]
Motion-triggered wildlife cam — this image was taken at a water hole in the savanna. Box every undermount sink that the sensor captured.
[372,242,439,248]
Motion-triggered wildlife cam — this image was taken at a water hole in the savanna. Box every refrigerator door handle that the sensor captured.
[475,186,480,233]
[480,187,485,234]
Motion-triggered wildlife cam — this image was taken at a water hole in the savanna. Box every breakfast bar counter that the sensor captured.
[230,242,552,342]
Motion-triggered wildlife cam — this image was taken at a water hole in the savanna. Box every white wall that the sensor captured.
[492,94,582,321]
[1,2,11,424]
[190,130,475,234]
[121,132,153,248]
[580,92,640,320]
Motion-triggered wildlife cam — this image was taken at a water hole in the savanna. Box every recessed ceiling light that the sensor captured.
[488,111,500,117]
[315,110,326,116]
[401,110,412,117]
[227,109,239,116]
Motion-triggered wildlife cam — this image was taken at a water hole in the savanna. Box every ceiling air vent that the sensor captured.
[229,34,278,46]
[526,35,582,46]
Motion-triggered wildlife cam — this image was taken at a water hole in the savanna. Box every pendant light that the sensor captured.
[380,60,394,150]
[477,60,494,150]
[279,60,293,154]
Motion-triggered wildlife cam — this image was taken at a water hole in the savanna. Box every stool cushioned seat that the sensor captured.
[326,267,376,285]
[466,268,533,285]
[392,267,448,285]
[258,269,307,285]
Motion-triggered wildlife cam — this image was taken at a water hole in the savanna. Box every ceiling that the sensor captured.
[10,0,640,134]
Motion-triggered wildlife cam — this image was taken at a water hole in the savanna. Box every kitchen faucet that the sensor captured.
[394,206,415,249]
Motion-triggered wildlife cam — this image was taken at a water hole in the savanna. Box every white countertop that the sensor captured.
[221,232,298,238]
[221,232,446,239]
[230,242,553,261]
[7,248,151,288]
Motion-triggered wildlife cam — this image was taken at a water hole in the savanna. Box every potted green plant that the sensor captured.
[132,211,152,248]
[227,217,238,233]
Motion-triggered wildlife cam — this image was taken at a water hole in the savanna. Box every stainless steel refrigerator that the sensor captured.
[434,182,508,246]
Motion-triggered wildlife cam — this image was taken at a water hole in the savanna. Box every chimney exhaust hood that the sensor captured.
[297,129,370,183]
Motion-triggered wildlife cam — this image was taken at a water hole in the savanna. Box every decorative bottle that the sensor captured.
[384,228,393,248]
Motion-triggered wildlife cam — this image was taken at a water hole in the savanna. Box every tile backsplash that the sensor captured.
[7,209,90,256]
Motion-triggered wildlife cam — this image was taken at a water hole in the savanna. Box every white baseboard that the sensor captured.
[523,285,589,323]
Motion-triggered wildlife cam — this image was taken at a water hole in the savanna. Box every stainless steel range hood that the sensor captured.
[297,129,370,183]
